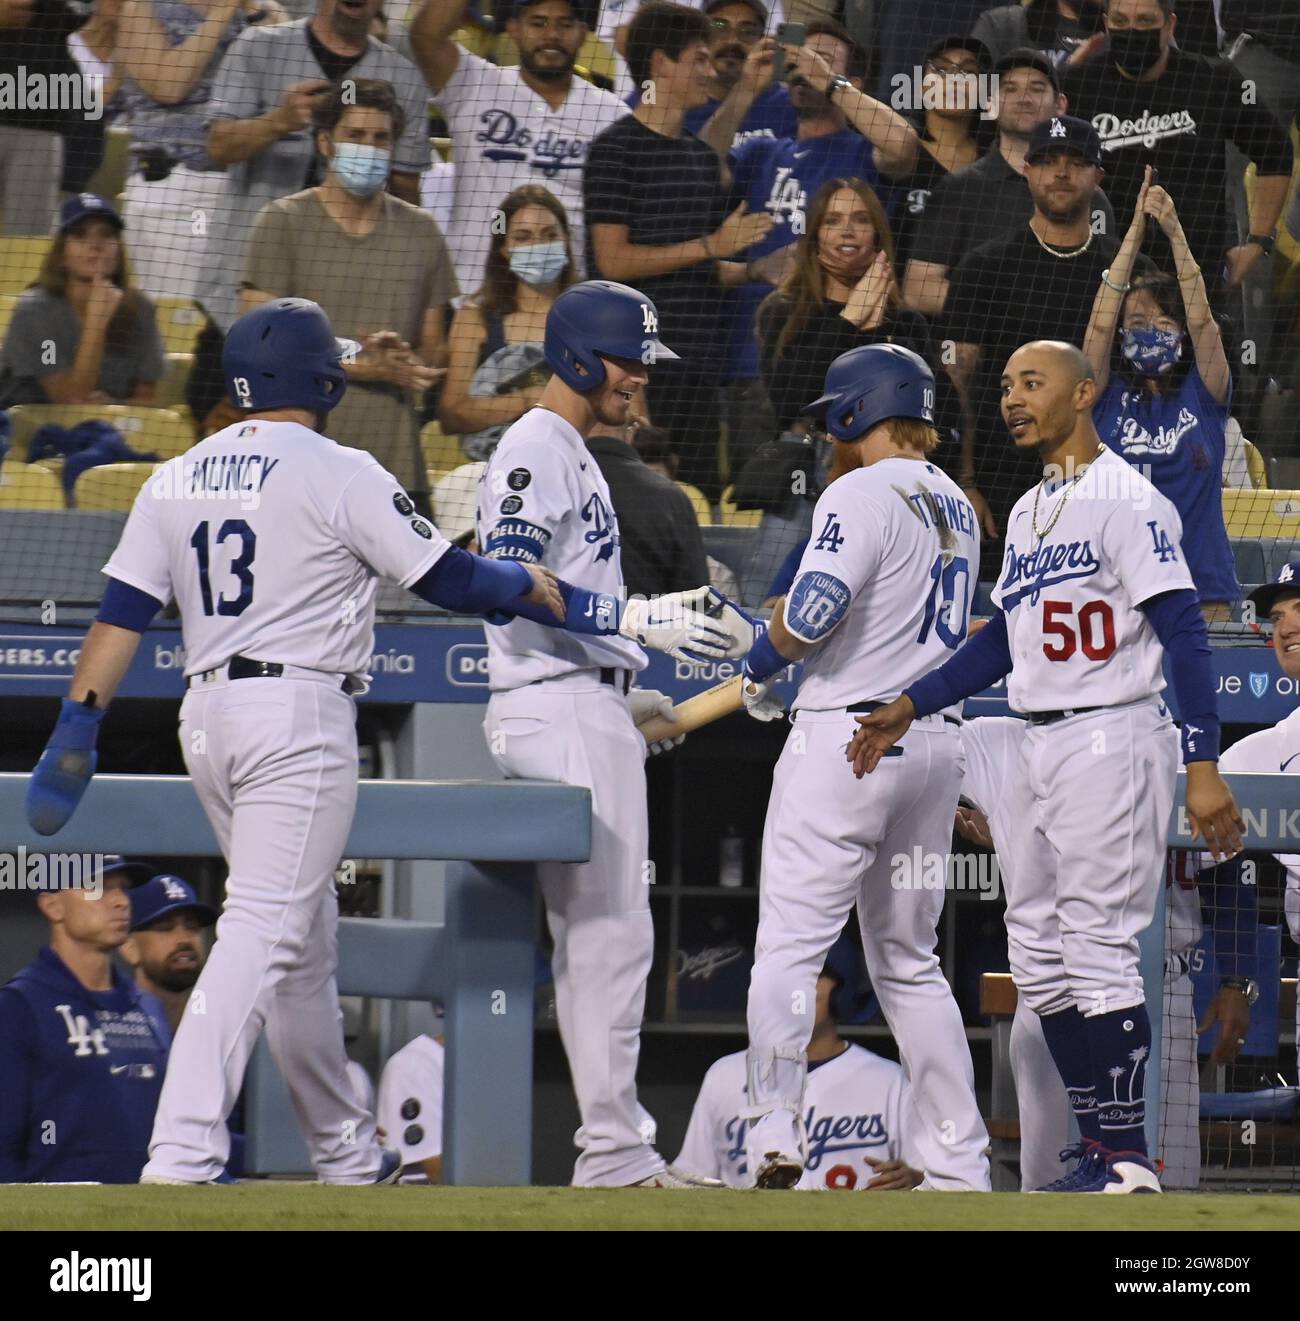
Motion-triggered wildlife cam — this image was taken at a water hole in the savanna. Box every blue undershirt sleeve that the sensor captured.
[904,612,1012,717]
[1140,588,1221,762]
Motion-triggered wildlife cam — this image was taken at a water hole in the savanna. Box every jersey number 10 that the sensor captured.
[917,554,971,648]
[190,519,256,617]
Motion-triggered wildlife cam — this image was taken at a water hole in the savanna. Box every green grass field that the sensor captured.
[1,1185,1293,1231]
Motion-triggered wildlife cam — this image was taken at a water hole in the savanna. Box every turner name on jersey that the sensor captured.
[103,420,450,677]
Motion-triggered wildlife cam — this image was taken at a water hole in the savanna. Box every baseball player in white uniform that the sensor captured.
[734,342,990,1192]
[851,340,1244,1194]
[476,279,754,1188]
[677,931,923,1190]
[23,297,656,1185]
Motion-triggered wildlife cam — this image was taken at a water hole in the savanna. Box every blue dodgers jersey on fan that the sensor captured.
[1094,368,1238,603]
[0,948,168,1183]
[723,130,886,380]
[682,83,798,147]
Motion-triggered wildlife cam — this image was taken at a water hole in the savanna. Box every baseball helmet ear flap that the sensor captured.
[543,280,680,394]
[805,343,936,443]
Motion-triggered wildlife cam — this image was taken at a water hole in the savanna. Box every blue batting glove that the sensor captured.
[703,587,759,658]
[26,698,105,836]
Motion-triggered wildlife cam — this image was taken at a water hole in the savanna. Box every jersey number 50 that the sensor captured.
[190,519,256,617]
[1041,598,1116,661]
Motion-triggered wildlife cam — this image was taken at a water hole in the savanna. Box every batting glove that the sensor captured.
[702,588,758,658]
[740,664,786,723]
[619,587,733,663]
[26,697,105,836]
[628,687,685,755]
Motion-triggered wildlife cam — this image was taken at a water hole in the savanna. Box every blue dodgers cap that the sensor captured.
[58,192,124,233]
[129,874,219,931]
[1248,560,1300,617]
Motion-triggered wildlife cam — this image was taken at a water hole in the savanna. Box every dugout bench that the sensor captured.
[0,772,591,1186]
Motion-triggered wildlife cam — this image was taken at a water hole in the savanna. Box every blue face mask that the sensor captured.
[1121,326,1182,377]
[508,240,569,287]
[331,142,391,199]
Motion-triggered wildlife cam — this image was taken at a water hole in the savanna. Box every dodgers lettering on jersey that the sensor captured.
[788,457,979,714]
[675,1045,916,1190]
[477,408,644,689]
[992,449,1194,713]
[103,420,450,677]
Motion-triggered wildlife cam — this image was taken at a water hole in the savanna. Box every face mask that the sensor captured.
[330,142,391,198]
[1109,27,1164,77]
[1121,326,1182,376]
[508,240,569,287]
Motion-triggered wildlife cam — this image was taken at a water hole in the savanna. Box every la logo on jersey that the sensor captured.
[1147,521,1178,563]
[582,492,615,562]
[55,1003,108,1057]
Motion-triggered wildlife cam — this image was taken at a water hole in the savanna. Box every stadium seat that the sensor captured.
[675,481,713,524]
[1231,538,1267,588]
[153,296,207,356]
[85,125,131,205]
[0,509,128,618]
[421,421,465,475]
[1268,542,1300,577]
[0,462,63,510]
[1243,439,1268,489]
[1222,488,1300,542]
[7,404,194,461]
[157,352,195,409]
[431,136,452,162]
[0,237,51,296]
[718,484,761,528]
[0,290,17,340]
[72,462,156,512]
[1271,457,1300,490]
[701,525,756,583]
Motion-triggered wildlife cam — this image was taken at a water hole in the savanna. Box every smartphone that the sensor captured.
[773,21,806,83]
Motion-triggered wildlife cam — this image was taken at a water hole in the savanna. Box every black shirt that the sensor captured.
[585,435,709,598]
[1061,49,1294,270]
[306,28,366,83]
[583,114,729,359]
[0,0,84,134]
[888,142,958,273]
[910,144,1117,273]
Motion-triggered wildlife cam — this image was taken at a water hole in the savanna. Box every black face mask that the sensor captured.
[1109,27,1164,76]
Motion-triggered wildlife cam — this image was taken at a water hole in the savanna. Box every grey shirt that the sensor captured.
[193,18,433,331]
[0,287,166,405]
[908,143,1116,273]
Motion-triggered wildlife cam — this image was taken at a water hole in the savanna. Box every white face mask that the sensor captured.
[330,141,392,198]
[508,240,569,287]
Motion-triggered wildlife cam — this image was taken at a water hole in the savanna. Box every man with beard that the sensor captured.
[122,875,219,1041]
[192,0,432,334]
[409,0,626,295]
[942,113,1148,557]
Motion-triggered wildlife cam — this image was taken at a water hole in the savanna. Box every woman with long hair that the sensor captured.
[1083,169,1237,613]
[0,194,164,407]
[439,184,577,457]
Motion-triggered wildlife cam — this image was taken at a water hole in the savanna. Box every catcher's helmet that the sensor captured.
[805,343,936,442]
[543,280,679,393]
[223,298,353,414]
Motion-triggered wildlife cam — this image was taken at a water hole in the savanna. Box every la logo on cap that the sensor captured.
[163,878,187,901]
[1281,564,1295,583]
[79,193,99,206]
[1050,119,1067,137]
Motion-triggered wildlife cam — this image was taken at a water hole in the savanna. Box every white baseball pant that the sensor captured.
[484,673,662,1188]
[746,711,990,1191]
[144,671,384,1183]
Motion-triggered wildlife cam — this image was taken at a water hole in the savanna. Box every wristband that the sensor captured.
[742,629,786,684]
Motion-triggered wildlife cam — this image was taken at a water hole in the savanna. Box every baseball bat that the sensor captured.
[638,675,745,745]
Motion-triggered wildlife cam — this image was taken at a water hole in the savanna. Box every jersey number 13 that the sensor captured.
[190,519,256,616]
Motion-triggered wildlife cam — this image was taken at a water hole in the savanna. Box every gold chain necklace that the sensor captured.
[1029,223,1095,260]
[1032,445,1105,541]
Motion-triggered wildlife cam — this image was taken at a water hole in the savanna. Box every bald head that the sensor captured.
[1010,340,1095,385]
[1001,340,1099,454]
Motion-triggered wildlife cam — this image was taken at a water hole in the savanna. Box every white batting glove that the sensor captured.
[619,587,733,663]
[628,687,685,755]
[702,587,758,658]
[740,664,785,723]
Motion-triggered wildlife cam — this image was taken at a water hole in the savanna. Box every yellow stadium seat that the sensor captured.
[1222,488,1300,541]
[676,481,713,524]
[72,462,156,512]
[0,462,63,510]
[455,22,497,58]
[0,237,51,296]
[157,352,195,409]
[0,290,17,340]
[7,404,194,461]
[718,484,761,527]
[86,126,131,206]
[431,136,452,162]
[421,421,466,475]
[153,296,207,356]
[1243,438,1268,489]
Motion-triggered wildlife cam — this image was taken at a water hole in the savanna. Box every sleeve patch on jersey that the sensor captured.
[785,571,852,643]
[499,495,523,515]
[483,517,551,564]
[507,468,532,492]
[392,491,415,517]
[410,518,433,540]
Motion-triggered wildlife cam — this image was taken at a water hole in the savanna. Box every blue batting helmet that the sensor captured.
[822,928,875,1025]
[222,298,354,414]
[804,343,936,442]
[543,280,679,393]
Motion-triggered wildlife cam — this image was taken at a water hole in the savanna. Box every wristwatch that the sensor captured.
[827,75,853,100]
[1220,976,1259,1005]
[1245,233,1275,255]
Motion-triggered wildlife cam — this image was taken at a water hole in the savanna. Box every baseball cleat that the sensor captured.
[627,1165,725,1189]
[373,1150,403,1184]
[140,1170,238,1186]
[1092,1150,1163,1194]
[753,1152,804,1189]
[1030,1140,1105,1193]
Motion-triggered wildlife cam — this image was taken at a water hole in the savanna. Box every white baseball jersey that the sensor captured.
[104,420,450,677]
[433,50,625,295]
[677,1045,917,1190]
[477,407,644,689]
[377,1034,444,1182]
[993,448,1194,713]
[958,715,1027,845]
[787,457,979,714]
